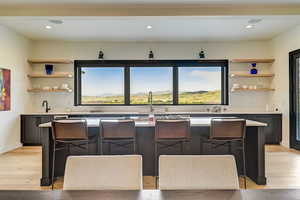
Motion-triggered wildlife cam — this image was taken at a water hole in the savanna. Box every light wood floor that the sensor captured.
[0,145,300,190]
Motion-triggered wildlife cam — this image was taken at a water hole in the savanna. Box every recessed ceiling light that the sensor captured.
[146,25,153,29]
[49,19,63,24]
[248,19,262,24]
[246,24,253,29]
[45,25,52,29]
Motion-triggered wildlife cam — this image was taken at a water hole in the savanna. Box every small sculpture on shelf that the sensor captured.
[250,63,258,74]
[45,64,54,75]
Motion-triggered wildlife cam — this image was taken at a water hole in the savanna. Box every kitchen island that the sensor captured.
[38,117,267,186]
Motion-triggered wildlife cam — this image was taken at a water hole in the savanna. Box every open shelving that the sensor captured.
[231,88,275,92]
[27,73,73,78]
[230,59,275,63]
[27,88,73,93]
[230,73,275,78]
[27,59,73,64]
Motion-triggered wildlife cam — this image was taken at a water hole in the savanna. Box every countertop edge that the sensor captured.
[21,112,282,116]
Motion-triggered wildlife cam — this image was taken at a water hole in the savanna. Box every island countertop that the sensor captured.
[39,117,267,128]
[23,111,282,116]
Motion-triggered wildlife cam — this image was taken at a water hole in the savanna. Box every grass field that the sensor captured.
[82,90,221,105]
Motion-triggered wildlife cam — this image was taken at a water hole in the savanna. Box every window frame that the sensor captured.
[74,60,229,106]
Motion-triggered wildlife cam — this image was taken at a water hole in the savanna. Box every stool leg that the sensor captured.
[87,141,89,155]
[154,141,158,189]
[200,138,203,154]
[100,141,103,155]
[133,140,136,154]
[67,143,71,156]
[108,142,111,154]
[51,143,56,190]
[228,141,232,154]
[242,139,247,189]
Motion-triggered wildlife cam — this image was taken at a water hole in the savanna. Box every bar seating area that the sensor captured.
[47,117,250,190]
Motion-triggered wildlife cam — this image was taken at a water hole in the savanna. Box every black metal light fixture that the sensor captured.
[199,49,205,59]
[148,50,154,59]
[98,50,104,59]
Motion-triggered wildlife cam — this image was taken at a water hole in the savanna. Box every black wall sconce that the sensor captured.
[98,50,104,59]
[199,49,205,59]
[148,50,154,59]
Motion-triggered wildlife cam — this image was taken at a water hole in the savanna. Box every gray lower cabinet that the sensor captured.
[239,114,282,144]
[21,115,53,145]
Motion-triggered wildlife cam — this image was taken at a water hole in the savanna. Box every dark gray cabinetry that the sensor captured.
[21,115,53,145]
[237,114,282,144]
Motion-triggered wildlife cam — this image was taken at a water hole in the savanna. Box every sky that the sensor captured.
[82,67,124,96]
[179,67,221,92]
[81,66,221,96]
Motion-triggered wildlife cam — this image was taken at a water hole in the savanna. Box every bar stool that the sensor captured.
[51,120,89,190]
[208,118,247,189]
[99,120,136,155]
[155,119,191,186]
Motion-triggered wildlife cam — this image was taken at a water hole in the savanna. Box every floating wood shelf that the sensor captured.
[28,59,73,64]
[27,88,73,93]
[231,88,275,92]
[27,73,73,78]
[231,73,275,78]
[231,59,275,63]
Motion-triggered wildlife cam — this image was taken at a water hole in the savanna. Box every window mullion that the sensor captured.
[173,66,178,105]
[124,66,130,105]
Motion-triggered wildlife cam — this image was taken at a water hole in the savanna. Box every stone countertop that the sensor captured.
[39,117,267,128]
[21,111,282,116]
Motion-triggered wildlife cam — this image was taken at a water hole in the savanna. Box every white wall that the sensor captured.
[30,41,273,113]
[269,25,300,147]
[0,25,32,153]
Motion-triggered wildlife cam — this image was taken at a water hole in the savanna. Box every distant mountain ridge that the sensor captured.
[84,90,211,97]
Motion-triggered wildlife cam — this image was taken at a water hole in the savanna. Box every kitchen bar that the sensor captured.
[39,117,267,186]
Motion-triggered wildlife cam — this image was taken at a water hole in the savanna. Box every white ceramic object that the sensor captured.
[61,84,69,89]
[43,86,51,90]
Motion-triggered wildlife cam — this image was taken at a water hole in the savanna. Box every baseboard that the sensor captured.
[0,143,22,154]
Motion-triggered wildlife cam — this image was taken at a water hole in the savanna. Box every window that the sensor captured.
[75,60,228,106]
[178,67,222,104]
[80,67,124,104]
[130,67,173,104]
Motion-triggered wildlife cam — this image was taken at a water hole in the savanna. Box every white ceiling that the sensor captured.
[0,0,299,5]
[1,16,300,42]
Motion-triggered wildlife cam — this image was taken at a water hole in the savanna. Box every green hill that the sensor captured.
[82,90,221,105]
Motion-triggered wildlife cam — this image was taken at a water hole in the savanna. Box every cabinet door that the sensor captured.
[23,116,41,145]
[240,115,282,144]
[22,116,53,145]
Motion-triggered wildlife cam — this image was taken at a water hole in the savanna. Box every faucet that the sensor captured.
[211,106,222,113]
[148,91,154,113]
[42,100,51,113]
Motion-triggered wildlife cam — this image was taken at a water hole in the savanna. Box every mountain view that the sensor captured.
[82,90,221,105]
[81,67,222,104]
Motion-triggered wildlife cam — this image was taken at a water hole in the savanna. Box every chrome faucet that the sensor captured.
[42,100,51,113]
[148,91,154,113]
[211,106,222,113]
